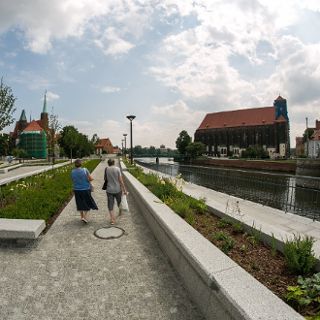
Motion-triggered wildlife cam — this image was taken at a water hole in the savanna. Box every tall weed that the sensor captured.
[284,235,316,275]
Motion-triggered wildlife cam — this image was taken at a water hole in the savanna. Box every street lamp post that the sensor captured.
[121,139,124,156]
[126,115,136,164]
[123,133,127,158]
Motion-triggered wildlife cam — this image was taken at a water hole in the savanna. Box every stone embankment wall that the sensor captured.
[296,159,320,189]
[192,159,296,173]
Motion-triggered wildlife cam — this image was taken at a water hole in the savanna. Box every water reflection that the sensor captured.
[136,158,320,221]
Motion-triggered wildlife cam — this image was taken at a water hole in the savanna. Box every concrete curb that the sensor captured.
[121,164,303,320]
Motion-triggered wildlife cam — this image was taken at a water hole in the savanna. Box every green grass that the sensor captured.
[0,159,100,221]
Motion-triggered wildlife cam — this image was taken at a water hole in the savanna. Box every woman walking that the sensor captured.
[104,158,127,225]
[71,159,98,223]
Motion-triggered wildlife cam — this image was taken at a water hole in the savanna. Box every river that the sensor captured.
[135,157,320,221]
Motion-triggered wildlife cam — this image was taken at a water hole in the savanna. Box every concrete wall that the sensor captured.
[122,165,303,320]
[192,159,296,173]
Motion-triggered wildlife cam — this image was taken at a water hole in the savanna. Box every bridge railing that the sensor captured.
[135,160,320,221]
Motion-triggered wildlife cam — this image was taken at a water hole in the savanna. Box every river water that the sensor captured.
[136,157,320,221]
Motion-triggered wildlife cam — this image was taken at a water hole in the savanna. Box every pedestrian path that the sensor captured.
[0,161,204,320]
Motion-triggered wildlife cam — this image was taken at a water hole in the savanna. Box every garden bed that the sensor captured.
[0,159,100,224]
[125,161,319,319]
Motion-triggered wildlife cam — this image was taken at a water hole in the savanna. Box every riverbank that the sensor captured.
[190,158,296,173]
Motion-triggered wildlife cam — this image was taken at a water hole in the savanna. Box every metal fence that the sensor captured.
[135,160,320,221]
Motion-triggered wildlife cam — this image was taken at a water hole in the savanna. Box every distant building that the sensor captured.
[11,92,49,158]
[305,120,320,158]
[160,144,166,153]
[295,137,304,157]
[95,138,114,154]
[194,96,290,158]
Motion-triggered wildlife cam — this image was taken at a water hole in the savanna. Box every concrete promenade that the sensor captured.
[0,161,204,320]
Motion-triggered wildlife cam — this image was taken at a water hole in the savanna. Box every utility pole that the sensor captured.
[306,117,309,158]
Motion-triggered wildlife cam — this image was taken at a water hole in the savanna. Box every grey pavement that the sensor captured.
[0,161,204,320]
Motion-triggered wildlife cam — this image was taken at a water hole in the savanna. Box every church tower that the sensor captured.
[274,95,288,120]
[40,90,49,131]
[273,95,290,157]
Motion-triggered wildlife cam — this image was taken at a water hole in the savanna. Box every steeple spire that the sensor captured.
[19,109,27,121]
[42,90,48,114]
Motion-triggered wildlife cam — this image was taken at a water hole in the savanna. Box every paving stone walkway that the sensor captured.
[0,161,204,320]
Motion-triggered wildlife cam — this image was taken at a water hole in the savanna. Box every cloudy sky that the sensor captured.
[0,0,320,148]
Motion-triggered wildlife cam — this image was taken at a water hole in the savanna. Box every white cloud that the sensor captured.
[100,86,121,93]
[46,91,60,101]
[0,0,154,55]
[0,0,111,53]
[150,27,254,106]
[94,27,135,57]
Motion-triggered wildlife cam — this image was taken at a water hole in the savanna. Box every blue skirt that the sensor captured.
[74,190,98,211]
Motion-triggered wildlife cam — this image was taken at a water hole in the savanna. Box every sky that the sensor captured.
[0,0,320,149]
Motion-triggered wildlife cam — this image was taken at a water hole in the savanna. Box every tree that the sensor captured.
[0,78,16,131]
[58,125,94,159]
[176,130,192,156]
[47,111,62,163]
[303,128,314,143]
[0,133,13,156]
[12,148,28,162]
[58,126,79,159]
[241,145,269,159]
[91,133,100,145]
[186,142,205,159]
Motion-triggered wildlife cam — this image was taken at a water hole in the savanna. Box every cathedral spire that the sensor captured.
[42,90,48,114]
[19,109,27,121]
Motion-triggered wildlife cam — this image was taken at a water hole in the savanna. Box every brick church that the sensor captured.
[11,92,49,159]
[194,96,290,158]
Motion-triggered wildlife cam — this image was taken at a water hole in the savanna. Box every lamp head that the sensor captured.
[126,115,136,121]
[123,133,128,137]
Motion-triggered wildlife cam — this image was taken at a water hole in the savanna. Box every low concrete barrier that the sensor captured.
[122,167,303,320]
[0,164,23,174]
[0,218,45,239]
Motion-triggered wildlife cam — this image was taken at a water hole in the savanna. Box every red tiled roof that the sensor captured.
[95,138,112,148]
[23,120,43,132]
[197,106,286,130]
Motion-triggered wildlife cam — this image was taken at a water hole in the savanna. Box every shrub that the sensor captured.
[250,222,262,244]
[217,218,231,228]
[286,273,320,316]
[151,178,181,201]
[186,196,207,214]
[221,236,235,254]
[232,221,244,234]
[169,198,193,219]
[185,211,196,226]
[271,233,278,257]
[284,235,316,275]
[214,231,228,241]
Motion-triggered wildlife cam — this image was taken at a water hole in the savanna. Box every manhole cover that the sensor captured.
[94,226,125,240]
